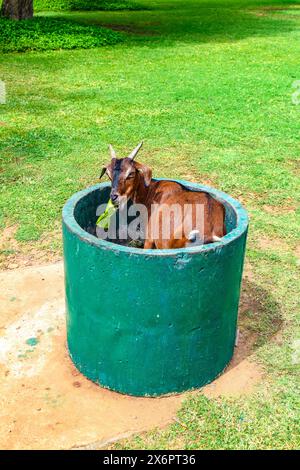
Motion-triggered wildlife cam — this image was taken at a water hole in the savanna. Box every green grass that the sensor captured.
[0,16,123,53]
[34,0,146,12]
[0,0,299,449]
[115,388,300,449]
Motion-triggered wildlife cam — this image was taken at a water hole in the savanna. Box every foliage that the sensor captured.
[0,16,123,52]
[34,0,145,11]
[96,199,116,230]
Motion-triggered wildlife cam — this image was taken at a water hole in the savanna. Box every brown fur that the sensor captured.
[100,157,226,249]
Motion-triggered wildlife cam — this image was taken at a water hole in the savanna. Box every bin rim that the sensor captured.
[62,179,249,257]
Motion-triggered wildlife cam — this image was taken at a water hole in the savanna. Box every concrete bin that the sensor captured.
[62,180,248,396]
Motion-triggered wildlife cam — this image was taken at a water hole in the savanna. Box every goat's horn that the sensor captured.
[128,141,143,160]
[109,144,117,159]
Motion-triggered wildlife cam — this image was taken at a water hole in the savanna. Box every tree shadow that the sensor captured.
[79,0,300,46]
[229,277,283,368]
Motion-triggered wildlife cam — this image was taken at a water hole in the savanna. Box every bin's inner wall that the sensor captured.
[74,185,238,241]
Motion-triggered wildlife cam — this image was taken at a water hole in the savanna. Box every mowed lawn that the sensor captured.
[0,0,299,449]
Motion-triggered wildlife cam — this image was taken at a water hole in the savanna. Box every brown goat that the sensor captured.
[100,143,226,249]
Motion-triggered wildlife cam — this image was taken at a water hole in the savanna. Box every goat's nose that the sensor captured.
[111,194,118,203]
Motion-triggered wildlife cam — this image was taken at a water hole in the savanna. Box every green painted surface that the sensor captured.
[25,337,39,347]
[62,181,248,396]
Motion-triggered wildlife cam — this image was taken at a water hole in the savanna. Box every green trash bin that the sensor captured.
[62,180,248,396]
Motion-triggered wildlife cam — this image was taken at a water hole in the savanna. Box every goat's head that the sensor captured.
[100,142,152,207]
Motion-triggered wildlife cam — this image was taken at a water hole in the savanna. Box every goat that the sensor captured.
[100,143,226,249]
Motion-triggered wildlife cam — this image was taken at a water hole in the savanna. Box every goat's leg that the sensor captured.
[211,200,226,238]
[144,239,155,249]
[144,223,155,249]
[143,215,156,249]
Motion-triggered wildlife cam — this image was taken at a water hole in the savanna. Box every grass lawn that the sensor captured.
[0,0,299,449]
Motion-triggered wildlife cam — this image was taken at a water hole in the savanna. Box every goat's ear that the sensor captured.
[135,162,152,187]
[99,166,107,179]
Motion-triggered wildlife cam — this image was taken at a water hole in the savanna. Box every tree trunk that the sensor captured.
[1,0,33,20]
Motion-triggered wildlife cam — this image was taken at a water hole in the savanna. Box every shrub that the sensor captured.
[34,0,145,11]
[0,16,124,53]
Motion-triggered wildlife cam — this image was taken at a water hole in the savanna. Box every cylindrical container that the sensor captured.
[62,180,248,396]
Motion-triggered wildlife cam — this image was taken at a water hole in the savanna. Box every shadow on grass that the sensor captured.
[57,0,300,46]
[230,278,283,368]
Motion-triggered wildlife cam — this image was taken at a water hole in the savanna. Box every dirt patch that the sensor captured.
[203,359,263,398]
[0,224,18,245]
[263,204,296,215]
[0,224,61,270]
[256,235,290,253]
[0,262,64,329]
[179,169,215,187]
